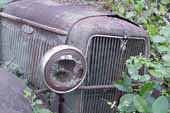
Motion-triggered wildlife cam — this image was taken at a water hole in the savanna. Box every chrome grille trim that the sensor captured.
[80,35,147,113]
[85,35,148,58]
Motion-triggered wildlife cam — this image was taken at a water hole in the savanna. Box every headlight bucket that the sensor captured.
[41,45,87,94]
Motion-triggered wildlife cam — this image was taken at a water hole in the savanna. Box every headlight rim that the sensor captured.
[41,45,87,94]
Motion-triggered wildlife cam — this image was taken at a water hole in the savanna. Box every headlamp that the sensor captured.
[41,45,87,94]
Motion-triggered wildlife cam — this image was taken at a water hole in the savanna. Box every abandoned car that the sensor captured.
[0,0,149,113]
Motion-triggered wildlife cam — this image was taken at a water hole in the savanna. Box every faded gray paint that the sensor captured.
[0,18,66,88]
[67,16,148,53]
[63,35,147,113]
[80,36,146,113]
[4,0,111,32]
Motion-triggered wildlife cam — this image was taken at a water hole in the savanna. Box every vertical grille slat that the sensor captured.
[91,38,96,85]
[101,38,105,84]
[108,38,115,84]
[95,37,102,85]
[106,38,112,85]
[80,35,146,113]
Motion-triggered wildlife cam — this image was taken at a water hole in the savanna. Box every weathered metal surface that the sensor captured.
[60,35,148,113]
[0,12,68,35]
[67,16,148,53]
[4,0,112,32]
[79,35,146,113]
[0,68,32,113]
[35,85,116,94]
[0,18,66,88]
[79,85,115,90]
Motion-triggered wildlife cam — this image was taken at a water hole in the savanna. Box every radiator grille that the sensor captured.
[80,35,146,113]
[0,19,62,88]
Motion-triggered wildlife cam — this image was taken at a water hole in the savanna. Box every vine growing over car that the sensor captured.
[106,0,170,113]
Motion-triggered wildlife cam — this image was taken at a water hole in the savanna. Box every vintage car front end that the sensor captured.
[0,0,149,113]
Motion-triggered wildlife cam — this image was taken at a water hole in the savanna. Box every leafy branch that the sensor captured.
[24,87,53,113]
[107,0,170,113]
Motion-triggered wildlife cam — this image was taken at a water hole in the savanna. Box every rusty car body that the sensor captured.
[0,0,149,113]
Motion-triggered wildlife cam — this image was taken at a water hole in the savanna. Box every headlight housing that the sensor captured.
[40,45,87,94]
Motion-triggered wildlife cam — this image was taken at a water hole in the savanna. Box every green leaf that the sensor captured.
[160,0,170,5]
[33,105,53,113]
[143,10,152,19]
[131,74,140,81]
[159,5,166,15]
[157,45,169,53]
[118,94,136,112]
[152,96,169,113]
[38,109,53,113]
[160,26,170,37]
[147,24,158,36]
[145,95,156,113]
[134,1,144,13]
[0,0,5,10]
[151,36,166,43]
[114,81,133,92]
[139,82,155,96]
[24,87,32,97]
[34,100,43,105]
[114,74,133,92]
[126,12,136,19]
[162,53,170,62]
[127,58,143,76]
[149,69,167,78]
[139,74,151,82]
[133,95,148,113]
[123,73,132,85]
[118,6,125,14]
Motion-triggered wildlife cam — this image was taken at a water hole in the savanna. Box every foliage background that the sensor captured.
[104,0,170,113]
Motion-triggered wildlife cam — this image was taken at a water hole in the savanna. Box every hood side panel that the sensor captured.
[4,0,111,31]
